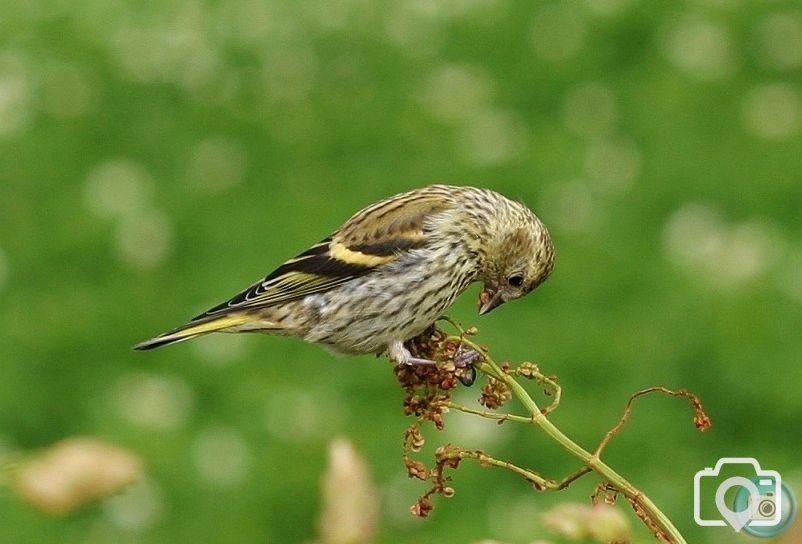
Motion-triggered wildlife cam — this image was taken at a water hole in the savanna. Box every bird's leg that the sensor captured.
[387,340,437,367]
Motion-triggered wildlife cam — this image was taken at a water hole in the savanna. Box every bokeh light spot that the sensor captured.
[0,51,33,138]
[741,83,801,141]
[562,82,618,138]
[184,137,248,194]
[754,11,802,71]
[456,108,528,166]
[114,372,194,431]
[114,208,173,270]
[106,4,224,97]
[261,43,318,103]
[663,204,723,267]
[530,4,586,62]
[191,426,252,487]
[540,181,601,236]
[84,159,153,220]
[659,15,736,80]
[418,64,495,124]
[663,204,785,289]
[103,479,163,534]
[583,137,641,193]
[190,334,250,367]
[384,2,445,58]
[264,387,347,444]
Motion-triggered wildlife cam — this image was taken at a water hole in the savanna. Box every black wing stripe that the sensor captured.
[192,250,373,319]
[264,253,371,283]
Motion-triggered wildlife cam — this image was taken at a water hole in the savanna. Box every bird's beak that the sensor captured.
[478,285,504,315]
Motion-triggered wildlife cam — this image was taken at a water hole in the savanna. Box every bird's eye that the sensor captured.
[507,274,525,288]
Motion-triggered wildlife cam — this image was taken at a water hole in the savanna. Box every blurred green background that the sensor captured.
[2,0,801,542]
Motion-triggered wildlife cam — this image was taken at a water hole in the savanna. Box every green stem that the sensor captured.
[442,400,532,424]
[463,340,684,544]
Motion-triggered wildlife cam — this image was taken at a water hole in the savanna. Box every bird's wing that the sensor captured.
[193,188,455,319]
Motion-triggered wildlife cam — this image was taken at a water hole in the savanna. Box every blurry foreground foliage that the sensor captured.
[1,1,801,543]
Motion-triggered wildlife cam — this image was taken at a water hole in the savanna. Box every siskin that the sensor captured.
[134,185,554,366]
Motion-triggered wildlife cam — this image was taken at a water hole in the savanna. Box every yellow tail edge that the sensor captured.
[133,313,252,351]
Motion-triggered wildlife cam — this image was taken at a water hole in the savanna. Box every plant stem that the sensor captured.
[441,400,532,424]
[460,338,685,544]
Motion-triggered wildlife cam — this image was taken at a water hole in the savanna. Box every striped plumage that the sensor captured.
[134,185,554,365]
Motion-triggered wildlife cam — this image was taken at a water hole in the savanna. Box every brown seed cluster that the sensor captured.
[479,377,512,409]
[394,326,475,430]
[591,482,619,506]
[395,326,479,518]
[690,395,712,432]
[396,326,475,391]
[515,361,541,378]
[408,444,465,518]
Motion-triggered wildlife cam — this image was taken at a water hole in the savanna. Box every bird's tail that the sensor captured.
[133,312,254,351]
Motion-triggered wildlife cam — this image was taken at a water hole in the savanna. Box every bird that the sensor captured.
[133,184,555,366]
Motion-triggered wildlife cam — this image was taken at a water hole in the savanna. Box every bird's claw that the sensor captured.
[454,346,483,368]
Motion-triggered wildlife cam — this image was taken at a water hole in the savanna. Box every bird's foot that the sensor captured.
[387,340,437,367]
[454,346,483,368]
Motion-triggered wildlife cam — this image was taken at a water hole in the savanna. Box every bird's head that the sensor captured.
[477,206,554,315]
